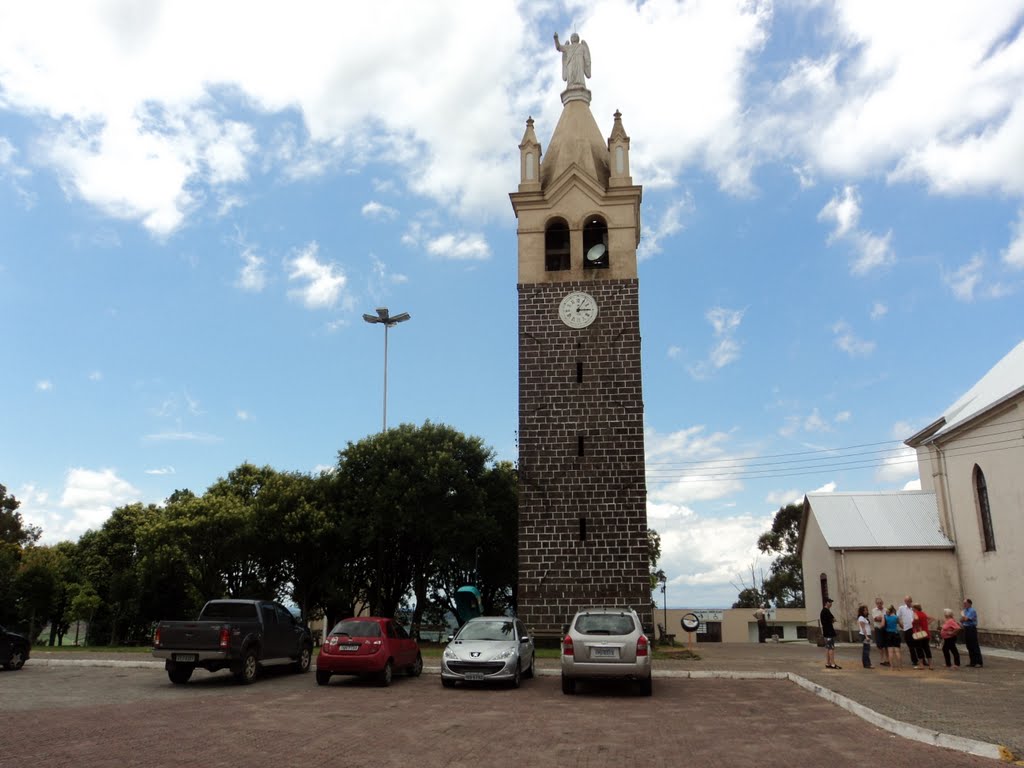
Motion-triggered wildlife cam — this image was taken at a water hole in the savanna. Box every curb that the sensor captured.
[28,659,1011,761]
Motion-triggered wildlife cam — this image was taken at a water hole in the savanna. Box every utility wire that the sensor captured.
[644,438,1022,484]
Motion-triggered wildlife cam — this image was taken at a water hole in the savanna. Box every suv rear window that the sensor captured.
[574,613,636,635]
[201,602,258,620]
[331,620,382,638]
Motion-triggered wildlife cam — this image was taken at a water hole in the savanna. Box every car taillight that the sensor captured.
[562,635,574,656]
[153,627,161,648]
[219,626,231,649]
[636,634,649,657]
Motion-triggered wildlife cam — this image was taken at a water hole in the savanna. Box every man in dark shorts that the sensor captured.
[820,597,840,669]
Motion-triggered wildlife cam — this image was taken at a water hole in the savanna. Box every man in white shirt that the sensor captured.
[897,595,918,667]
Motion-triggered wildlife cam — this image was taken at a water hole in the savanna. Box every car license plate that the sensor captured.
[592,647,617,659]
[340,644,360,652]
[465,672,485,681]
[173,654,197,663]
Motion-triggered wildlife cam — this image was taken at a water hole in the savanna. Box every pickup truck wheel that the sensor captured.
[3,650,26,670]
[235,650,258,685]
[407,653,423,677]
[293,646,312,673]
[379,660,393,687]
[167,663,194,684]
[315,670,331,686]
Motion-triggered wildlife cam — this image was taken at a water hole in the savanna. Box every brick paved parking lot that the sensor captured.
[0,664,997,768]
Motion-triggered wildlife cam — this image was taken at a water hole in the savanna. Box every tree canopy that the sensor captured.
[756,502,805,608]
[0,421,520,644]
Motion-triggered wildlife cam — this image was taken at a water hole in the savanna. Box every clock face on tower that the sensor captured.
[558,291,598,328]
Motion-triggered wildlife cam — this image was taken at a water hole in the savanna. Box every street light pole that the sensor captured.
[362,307,411,431]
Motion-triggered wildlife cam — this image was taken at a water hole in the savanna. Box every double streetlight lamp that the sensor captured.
[362,307,411,432]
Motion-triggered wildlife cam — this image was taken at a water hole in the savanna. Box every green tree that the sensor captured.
[428,460,519,627]
[757,503,805,608]
[1,484,41,628]
[335,421,498,621]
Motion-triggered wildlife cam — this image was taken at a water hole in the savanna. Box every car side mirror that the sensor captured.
[447,634,454,643]
[520,635,530,643]
[561,624,569,635]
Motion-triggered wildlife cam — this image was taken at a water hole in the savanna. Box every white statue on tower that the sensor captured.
[554,32,591,90]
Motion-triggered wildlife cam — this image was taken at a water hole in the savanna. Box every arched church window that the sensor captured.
[974,464,996,552]
[545,219,570,271]
[583,215,609,269]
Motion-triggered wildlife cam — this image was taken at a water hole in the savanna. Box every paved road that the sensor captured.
[0,662,998,768]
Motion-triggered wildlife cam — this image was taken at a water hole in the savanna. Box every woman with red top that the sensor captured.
[939,608,962,669]
[912,603,933,669]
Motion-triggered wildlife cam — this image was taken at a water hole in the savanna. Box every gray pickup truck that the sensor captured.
[153,599,313,684]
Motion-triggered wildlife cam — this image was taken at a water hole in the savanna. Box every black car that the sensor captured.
[1,624,30,670]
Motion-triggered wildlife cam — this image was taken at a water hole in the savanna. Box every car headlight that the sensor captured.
[443,646,458,660]
[492,647,515,660]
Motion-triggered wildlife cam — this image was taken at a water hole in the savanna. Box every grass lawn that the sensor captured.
[31,644,153,654]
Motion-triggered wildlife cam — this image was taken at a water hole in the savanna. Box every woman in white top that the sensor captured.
[857,605,873,669]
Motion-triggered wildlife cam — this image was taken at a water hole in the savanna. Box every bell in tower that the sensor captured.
[509,32,650,640]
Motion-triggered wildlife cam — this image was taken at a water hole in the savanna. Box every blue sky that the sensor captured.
[2,1,1022,607]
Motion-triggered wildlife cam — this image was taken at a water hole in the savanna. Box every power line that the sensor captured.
[644,439,1022,484]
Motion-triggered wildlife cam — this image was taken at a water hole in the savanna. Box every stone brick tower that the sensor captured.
[510,39,650,639]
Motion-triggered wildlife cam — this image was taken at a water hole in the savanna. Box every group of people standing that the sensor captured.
[819,596,983,671]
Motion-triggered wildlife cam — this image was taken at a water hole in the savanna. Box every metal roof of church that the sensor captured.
[804,490,953,550]
[907,339,1024,445]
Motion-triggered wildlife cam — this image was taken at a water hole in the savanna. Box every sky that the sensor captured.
[2,1,1023,608]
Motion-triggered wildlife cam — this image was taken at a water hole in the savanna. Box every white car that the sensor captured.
[441,616,535,688]
[561,607,652,695]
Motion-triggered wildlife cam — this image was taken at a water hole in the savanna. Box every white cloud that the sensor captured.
[361,200,398,221]
[286,241,347,309]
[689,307,745,380]
[143,430,221,443]
[58,467,141,540]
[941,253,1011,301]
[851,230,895,275]
[237,248,267,292]
[764,489,803,507]
[803,408,830,433]
[818,186,894,275]
[637,195,692,261]
[818,184,860,241]
[832,320,875,357]
[1002,208,1024,269]
[762,4,1024,197]
[876,445,919,483]
[425,233,490,261]
[236,410,251,421]
[35,379,53,391]
[645,425,747,505]
[88,370,103,381]
[834,410,851,424]
[144,466,176,476]
[869,302,888,320]
[903,478,922,491]
[667,345,681,359]
[650,502,773,606]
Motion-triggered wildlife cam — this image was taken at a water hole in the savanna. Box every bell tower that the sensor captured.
[510,35,650,639]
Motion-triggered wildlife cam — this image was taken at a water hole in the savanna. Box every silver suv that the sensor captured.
[560,607,652,695]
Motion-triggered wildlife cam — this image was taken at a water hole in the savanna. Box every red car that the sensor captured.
[315,617,422,687]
